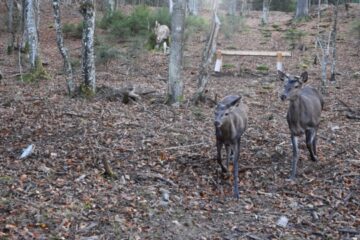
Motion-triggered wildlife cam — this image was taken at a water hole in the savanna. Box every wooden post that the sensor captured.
[214,50,222,72]
[163,41,168,54]
[276,52,283,71]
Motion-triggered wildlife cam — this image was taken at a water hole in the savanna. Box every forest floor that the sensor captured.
[0,2,359,240]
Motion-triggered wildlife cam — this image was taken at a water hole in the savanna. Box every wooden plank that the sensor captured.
[220,50,292,57]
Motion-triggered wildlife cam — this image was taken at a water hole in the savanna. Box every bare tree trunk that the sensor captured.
[7,0,16,53]
[24,0,40,69]
[295,0,309,19]
[80,0,96,94]
[330,0,339,82]
[261,0,271,25]
[52,0,76,96]
[188,0,198,15]
[169,0,173,13]
[315,0,320,49]
[21,0,27,44]
[192,0,220,104]
[167,0,186,105]
[7,0,14,34]
[247,0,253,11]
[105,0,116,14]
[239,0,248,16]
[316,31,331,93]
[34,0,40,38]
[228,0,236,15]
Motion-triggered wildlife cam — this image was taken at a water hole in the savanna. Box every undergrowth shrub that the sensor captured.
[284,28,306,49]
[350,20,360,40]
[70,58,81,70]
[184,15,208,43]
[256,64,269,73]
[186,15,208,32]
[126,5,152,35]
[221,15,247,39]
[145,32,158,50]
[151,7,171,28]
[63,22,83,39]
[252,0,296,12]
[99,6,170,39]
[98,11,125,30]
[95,44,121,68]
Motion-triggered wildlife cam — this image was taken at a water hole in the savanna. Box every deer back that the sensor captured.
[287,86,323,135]
[155,24,170,44]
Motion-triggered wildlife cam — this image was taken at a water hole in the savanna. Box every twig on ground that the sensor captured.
[336,97,360,120]
[137,172,177,187]
[150,142,209,152]
[246,234,265,240]
[343,191,353,205]
[338,228,359,235]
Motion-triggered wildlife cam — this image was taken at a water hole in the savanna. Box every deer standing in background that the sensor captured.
[279,71,324,179]
[154,21,170,53]
[214,95,248,199]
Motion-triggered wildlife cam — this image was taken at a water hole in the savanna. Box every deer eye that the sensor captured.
[294,85,299,88]
[225,112,229,116]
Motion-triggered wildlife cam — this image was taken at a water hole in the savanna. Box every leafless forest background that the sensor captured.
[0,1,359,239]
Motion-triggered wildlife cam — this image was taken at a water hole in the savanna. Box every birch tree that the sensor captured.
[24,0,40,70]
[330,0,339,82]
[295,0,309,19]
[261,0,271,25]
[52,0,75,95]
[228,0,237,16]
[6,0,18,53]
[34,0,40,37]
[7,0,14,34]
[188,0,198,15]
[316,31,331,92]
[240,0,248,16]
[169,0,173,13]
[80,0,96,94]
[192,0,220,104]
[167,0,186,104]
[105,0,116,14]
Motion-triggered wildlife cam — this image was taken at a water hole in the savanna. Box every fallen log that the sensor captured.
[96,85,156,104]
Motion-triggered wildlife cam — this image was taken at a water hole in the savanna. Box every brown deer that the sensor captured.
[279,71,324,179]
[214,95,248,198]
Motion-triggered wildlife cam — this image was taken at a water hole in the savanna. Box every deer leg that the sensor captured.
[290,133,299,179]
[216,141,227,173]
[306,129,318,162]
[313,130,318,156]
[233,138,240,199]
[225,144,231,171]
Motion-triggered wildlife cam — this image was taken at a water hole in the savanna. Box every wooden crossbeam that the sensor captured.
[220,50,292,57]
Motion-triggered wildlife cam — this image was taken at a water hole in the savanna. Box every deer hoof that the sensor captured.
[234,192,240,199]
[287,175,296,181]
[311,156,319,162]
[221,167,228,173]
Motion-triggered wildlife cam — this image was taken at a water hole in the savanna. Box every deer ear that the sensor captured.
[229,95,241,107]
[221,95,241,108]
[278,70,287,81]
[300,71,308,83]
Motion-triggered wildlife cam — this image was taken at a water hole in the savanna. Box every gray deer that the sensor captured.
[214,95,248,198]
[279,71,324,179]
